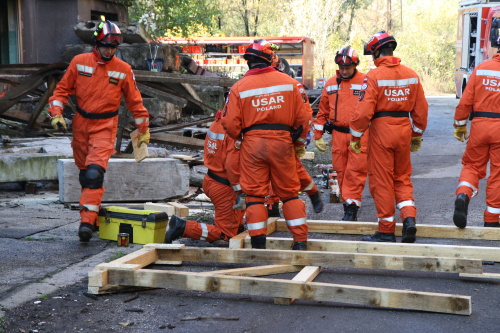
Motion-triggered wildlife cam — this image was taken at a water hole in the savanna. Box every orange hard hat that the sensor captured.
[363,31,397,55]
[243,39,274,63]
[335,46,359,65]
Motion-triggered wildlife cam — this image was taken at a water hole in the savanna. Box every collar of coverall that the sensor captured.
[244,66,276,76]
[336,68,358,81]
[215,109,223,120]
[92,47,114,64]
[374,56,401,67]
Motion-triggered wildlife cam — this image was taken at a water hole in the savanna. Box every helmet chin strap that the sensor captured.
[96,45,115,61]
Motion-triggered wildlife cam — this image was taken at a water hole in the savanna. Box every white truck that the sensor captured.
[455,0,500,97]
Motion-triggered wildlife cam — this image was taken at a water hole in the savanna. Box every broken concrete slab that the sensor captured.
[57,158,190,203]
[0,153,73,183]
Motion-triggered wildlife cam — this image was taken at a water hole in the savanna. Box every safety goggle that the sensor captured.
[334,53,356,65]
[100,33,122,47]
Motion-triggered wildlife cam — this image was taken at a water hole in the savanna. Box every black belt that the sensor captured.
[332,124,350,133]
[471,111,500,119]
[207,169,231,186]
[76,106,119,119]
[241,123,292,134]
[372,111,409,119]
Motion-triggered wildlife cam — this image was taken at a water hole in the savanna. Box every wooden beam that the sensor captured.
[134,70,237,87]
[150,132,205,149]
[274,266,322,305]
[259,237,500,262]
[275,220,500,241]
[203,264,304,277]
[105,268,471,315]
[153,247,482,274]
[137,83,187,107]
[149,116,214,134]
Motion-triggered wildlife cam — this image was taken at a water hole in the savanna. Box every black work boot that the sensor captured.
[342,203,359,221]
[250,236,266,249]
[361,231,396,242]
[402,217,417,243]
[484,222,500,227]
[308,192,324,213]
[453,193,469,229]
[78,223,95,242]
[292,241,307,250]
[164,215,186,243]
[268,202,281,218]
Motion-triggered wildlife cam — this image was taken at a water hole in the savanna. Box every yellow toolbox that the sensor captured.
[98,206,169,244]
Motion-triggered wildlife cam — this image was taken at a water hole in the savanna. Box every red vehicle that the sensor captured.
[455,0,500,97]
[161,36,315,89]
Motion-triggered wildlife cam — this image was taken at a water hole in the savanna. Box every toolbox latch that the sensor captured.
[142,216,147,228]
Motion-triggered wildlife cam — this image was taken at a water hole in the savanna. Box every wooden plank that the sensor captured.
[153,247,482,274]
[459,273,500,280]
[130,129,149,162]
[149,116,214,134]
[103,247,159,267]
[203,264,304,276]
[259,237,500,262]
[105,268,471,315]
[144,202,176,216]
[144,243,185,265]
[134,70,237,87]
[274,266,322,305]
[137,83,187,107]
[300,151,315,160]
[275,220,500,241]
[150,132,205,149]
[167,201,189,217]
[229,230,249,249]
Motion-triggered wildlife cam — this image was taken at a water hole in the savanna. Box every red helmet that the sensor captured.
[363,31,397,55]
[94,20,122,47]
[334,46,359,65]
[243,39,274,63]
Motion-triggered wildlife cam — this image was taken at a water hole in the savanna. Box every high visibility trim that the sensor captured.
[377,78,419,87]
[82,204,100,212]
[76,64,94,74]
[457,181,478,197]
[303,181,315,192]
[313,124,324,131]
[207,129,225,140]
[232,184,241,191]
[350,128,364,137]
[397,200,415,209]
[286,217,307,227]
[135,118,149,125]
[345,198,361,207]
[240,84,293,98]
[51,100,64,108]
[246,221,267,231]
[455,119,467,126]
[486,206,500,214]
[412,124,424,134]
[200,223,208,241]
[296,137,306,143]
[326,85,339,92]
[350,84,363,90]
[476,69,500,78]
[377,216,394,222]
[108,71,126,79]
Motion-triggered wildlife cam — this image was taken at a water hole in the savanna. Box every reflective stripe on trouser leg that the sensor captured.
[184,220,222,242]
[282,197,308,242]
[397,200,416,221]
[296,158,315,194]
[456,181,477,198]
[245,200,268,237]
[378,216,395,233]
[345,198,361,207]
[79,187,104,225]
[484,206,500,223]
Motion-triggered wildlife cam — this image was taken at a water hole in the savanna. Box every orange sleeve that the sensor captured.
[122,68,149,132]
[350,75,377,137]
[48,59,77,117]
[454,70,476,125]
[224,136,241,190]
[221,86,243,140]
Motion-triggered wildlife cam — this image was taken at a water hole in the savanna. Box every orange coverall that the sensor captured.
[454,53,500,223]
[48,49,149,225]
[312,70,367,206]
[222,67,309,242]
[182,111,244,242]
[350,56,428,233]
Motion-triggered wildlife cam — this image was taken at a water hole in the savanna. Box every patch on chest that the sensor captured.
[109,78,119,85]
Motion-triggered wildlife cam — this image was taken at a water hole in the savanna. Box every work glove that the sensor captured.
[410,136,423,152]
[51,114,67,131]
[138,129,150,146]
[233,192,247,210]
[315,137,327,152]
[453,125,469,142]
[350,139,361,154]
[295,144,307,158]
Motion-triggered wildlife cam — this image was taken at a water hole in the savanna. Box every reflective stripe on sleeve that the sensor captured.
[377,216,395,222]
[82,204,100,212]
[207,129,225,140]
[377,78,419,87]
[350,128,364,138]
[51,100,64,108]
[296,137,306,143]
[200,223,208,241]
[457,181,478,197]
[232,184,241,191]
[302,181,315,192]
[313,124,324,131]
[455,119,467,126]
[240,84,293,98]
[135,118,149,125]
[412,124,424,134]
[397,200,415,209]
[246,221,268,231]
[108,71,127,79]
[286,217,307,227]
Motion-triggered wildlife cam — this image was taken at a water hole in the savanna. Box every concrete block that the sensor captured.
[0,153,71,183]
[58,158,190,203]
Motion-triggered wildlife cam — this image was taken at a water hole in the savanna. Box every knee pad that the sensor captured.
[80,164,105,189]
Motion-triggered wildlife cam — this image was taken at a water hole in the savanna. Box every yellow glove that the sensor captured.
[410,136,422,152]
[51,115,67,131]
[453,125,469,142]
[295,144,306,158]
[349,139,361,154]
[138,129,150,146]
[314,138,326,152]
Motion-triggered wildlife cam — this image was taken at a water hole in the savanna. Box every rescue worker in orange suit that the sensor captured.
[349,31,428,242]
[221,39,310,250]
[267,55,324,215]
[312,46,367,221]
[164,108,245,244]
[48,20,150,242]
[453,40,500,229]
